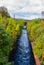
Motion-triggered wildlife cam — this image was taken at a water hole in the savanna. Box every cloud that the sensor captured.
[0,0,43,19]
[41,0,44,11]
[15,14,41,20]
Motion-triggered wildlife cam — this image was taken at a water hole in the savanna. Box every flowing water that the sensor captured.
[14,26,35,65]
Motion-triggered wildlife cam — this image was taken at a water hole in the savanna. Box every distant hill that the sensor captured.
[0,6,10,17]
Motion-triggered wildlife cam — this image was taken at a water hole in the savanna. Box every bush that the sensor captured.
[6,18,22,42]
[0,24,13,65]
[33,34,44,65]
[0,13,24,65]
[27,19,44,65]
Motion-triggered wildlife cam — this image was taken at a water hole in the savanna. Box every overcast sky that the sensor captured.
[0,0,44,19]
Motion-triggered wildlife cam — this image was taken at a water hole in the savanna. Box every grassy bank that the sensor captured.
[27,19,44,65]
[0,13,24,65]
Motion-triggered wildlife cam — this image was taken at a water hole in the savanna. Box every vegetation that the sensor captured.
[0,12,24,65]
[27,19,44,65]
[0,6,44,65]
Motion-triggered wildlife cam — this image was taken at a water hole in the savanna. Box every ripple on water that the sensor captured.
[14,27,35,65]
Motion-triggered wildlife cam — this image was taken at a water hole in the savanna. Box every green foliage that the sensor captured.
[27,19,44,65]
[0,14,8,28]
[3,62,14,65]
[0,13,24,65]
[6,18,22,42]
[33,34,44,65]
[15,19,24,29]
[0,24,13,64]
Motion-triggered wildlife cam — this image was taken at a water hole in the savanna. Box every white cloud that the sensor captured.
[15,14,41,20]
[41,0,44,11]
[0,0,3,6]
[0,0,43,19]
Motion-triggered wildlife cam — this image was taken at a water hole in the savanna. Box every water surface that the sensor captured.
[14,26,35,65]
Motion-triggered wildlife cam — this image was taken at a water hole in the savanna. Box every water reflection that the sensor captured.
[14,26,35,65]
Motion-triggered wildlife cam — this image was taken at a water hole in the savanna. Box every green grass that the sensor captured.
[0,13,24,65]
[27,19,44,65]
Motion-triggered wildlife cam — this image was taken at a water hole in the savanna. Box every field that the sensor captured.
[27,19,44,65]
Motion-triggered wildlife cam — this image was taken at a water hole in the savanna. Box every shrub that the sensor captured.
[0,24,13,65]
[27,19,44,65]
